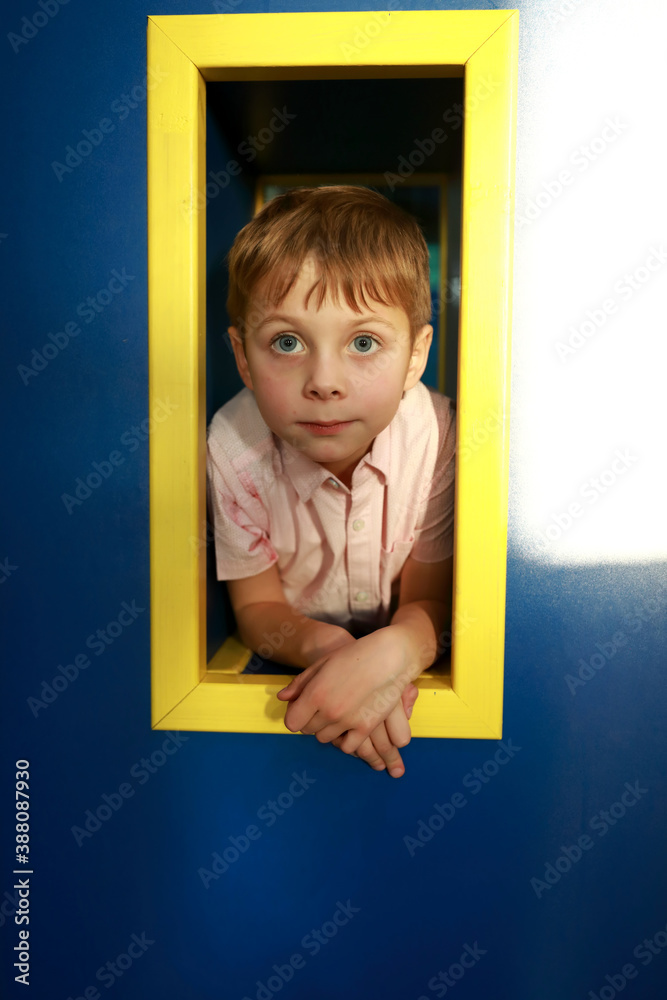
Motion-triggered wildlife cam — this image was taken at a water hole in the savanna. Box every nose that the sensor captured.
[303,351,347,400]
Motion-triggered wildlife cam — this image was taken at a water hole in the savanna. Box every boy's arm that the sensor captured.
[275,554,453,751]
[227,564,353,669]
[232,566,418,773]
[388,553,453,679]
[386,391,455,676]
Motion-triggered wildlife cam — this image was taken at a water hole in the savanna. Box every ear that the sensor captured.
[228,327,254,391]
[403,324,433,392]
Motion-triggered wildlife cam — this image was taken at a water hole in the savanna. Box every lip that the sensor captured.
[298,420,354,435]
[301,420,351,426]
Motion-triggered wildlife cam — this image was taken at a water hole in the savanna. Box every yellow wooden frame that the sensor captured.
[148,10,518,738]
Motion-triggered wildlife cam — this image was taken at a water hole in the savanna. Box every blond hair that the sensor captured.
[226,185,431,348]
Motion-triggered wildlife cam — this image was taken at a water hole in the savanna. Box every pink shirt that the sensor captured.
[206,381,456,636]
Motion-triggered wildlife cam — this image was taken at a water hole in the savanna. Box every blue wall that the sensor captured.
[2,2,665,999]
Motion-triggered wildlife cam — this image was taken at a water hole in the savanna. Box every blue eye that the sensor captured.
[351,335,378,354]
[272,335,303,354]
[270,333,380,355]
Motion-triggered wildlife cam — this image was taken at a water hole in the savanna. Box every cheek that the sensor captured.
[255,376,294,419]
[353,347,408,391]
[358,369,404,407]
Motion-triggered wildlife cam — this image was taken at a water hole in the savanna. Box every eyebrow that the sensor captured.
[255,313,400,334]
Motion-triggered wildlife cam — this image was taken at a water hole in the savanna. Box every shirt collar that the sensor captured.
[274,419,393,503]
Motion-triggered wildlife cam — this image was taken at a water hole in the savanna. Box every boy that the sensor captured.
[206,186,456,778]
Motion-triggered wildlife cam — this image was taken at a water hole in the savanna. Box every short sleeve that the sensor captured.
[206,433,278,581]
[408,398,456,562]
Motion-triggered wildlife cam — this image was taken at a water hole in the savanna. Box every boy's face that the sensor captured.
[228,256,432,485]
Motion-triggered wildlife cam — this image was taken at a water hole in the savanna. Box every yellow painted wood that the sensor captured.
[451,13,518,737]
[149,11,511,78]
[206,632,252,674]
[148,10,518,739]
[148,18,207,724]
[153,672,498,738]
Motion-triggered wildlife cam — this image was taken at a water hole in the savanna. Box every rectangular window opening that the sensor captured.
[204,75,464,686]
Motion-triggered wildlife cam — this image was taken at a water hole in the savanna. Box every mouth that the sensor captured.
[297,420,354,435]
[300,420,351,427]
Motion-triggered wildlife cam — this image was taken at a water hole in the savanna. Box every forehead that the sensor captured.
[250,257,410,328]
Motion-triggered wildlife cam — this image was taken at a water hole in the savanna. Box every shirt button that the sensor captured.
[355,591,368,602]
[328,478,339,488]
[352,519,365,531]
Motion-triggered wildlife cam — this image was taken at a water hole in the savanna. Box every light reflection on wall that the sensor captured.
[510,0,667,564]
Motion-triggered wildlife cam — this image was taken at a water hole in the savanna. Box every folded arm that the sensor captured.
[228,565,417,773]
[388,552,453,678]
[227,564,351,668]
[275,554,453,753]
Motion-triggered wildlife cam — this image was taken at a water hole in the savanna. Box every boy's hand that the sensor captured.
[285,621,419,775]
[276,625,415,752]
[332,684,419,777]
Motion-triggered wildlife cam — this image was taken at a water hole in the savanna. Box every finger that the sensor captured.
[281,675,334,732]
[287,705,343,739]
[401,683,419,717]
[351,736,387,771]
[384,702,412,749]
[334,734,393,774]
[276,666,314,700]
[317,722,365,750]
[331,732,356,753]
[364,724,406,777]
[318,692,412,749]
[316,725,365,754]
[314,723,348,744]
[283,699,319,734]
[401,682,417,703]
[331,733,385,770]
